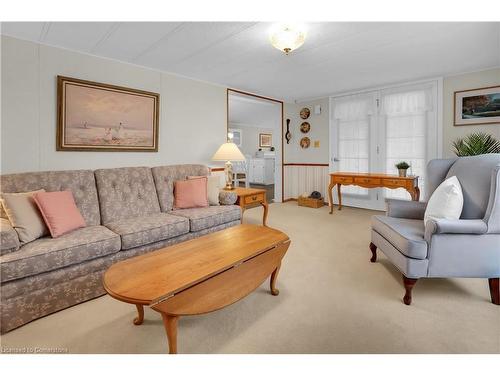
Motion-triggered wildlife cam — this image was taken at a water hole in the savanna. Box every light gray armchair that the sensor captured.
[370,154,500,305]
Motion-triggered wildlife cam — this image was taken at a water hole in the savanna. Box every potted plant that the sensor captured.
[395,161,410,177]
[452,132,500,156]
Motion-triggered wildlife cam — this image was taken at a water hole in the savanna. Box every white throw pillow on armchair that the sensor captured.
[424,175,464,226]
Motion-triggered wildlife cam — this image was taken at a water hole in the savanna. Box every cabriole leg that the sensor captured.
[488,278,499,305]
[402,276,418,305]
[369,242,377,263]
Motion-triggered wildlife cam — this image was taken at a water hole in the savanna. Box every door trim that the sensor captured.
[226,88,284,202]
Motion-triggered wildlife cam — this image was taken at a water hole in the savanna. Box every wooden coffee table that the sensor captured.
[103,224,290,354]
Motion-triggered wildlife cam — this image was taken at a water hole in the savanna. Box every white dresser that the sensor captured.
[249,158,275,185]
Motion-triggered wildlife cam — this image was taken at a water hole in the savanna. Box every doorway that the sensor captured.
[227,89,283,202]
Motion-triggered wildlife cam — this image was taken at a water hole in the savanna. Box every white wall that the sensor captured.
[228,122,275,157]
[283,98,329,164]
[442,67,500,157]
[1,36,227,173]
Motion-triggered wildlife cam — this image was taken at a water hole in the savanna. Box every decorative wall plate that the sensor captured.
[300,107,310,119]
[300,122,311,133]
[300,137,310,149]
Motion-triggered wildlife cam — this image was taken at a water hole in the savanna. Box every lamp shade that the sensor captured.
[212,142,245,161]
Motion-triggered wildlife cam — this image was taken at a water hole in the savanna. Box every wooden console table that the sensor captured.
[328,172,420,214]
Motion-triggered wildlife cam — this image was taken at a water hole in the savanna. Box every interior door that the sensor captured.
[329,93,384,210]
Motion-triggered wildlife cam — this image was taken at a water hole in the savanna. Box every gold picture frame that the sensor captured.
[57,76,160,151]
[454,85,500,126]
[259,133,273,148]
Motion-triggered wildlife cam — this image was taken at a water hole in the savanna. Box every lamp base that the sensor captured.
[224,161,234,190]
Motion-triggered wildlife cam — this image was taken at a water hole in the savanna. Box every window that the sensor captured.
[381,88,433,200]
[330,81,440,209]
[333,95,373,196]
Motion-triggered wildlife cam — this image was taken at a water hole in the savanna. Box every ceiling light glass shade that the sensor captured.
[269,24,306,55]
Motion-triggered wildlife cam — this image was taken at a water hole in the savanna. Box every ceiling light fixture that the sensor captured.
[269,23,306,55]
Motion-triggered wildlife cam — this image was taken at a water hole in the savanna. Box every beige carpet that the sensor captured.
[1,202,499,354]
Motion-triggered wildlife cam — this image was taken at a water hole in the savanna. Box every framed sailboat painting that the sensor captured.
[57,76,160,151]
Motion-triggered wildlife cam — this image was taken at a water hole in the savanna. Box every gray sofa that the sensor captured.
[370,154,500,305]
[0,164,241,333]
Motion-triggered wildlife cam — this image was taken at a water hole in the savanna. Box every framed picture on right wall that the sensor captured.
[454,85,500,126]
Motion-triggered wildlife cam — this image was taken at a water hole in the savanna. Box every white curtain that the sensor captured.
[380,89,432,116]
[333,95,373,120]
[381,88,432,200]
[332,94,373,196]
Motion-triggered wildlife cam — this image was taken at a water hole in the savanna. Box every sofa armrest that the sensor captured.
[219,190,237,205]
[386,199,427,219]
[424,219,488,241]
[0,218,20,255]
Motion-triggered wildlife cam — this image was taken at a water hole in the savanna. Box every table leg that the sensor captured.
[261,201,269,226]
[161,313,179,354]
[240,206,245,224]
[270,263,281,296]
[337,184,342,210]
[133,304,144,325]
[328,181,335,214]
[414,186,420,201]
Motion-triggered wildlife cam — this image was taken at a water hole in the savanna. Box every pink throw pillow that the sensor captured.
[174,177,209,209]
[33,191,86,238]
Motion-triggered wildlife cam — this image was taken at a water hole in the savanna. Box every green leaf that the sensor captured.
[452,132,500,156]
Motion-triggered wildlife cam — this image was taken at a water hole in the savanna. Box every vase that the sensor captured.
[398,169,407,177]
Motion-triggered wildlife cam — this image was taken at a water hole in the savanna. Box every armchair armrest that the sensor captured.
[424,219,488,241]
[219,190,237,205]
[0,218,20,255]
[385,199,427,219]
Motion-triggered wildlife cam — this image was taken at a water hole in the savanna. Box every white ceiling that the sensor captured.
[2,22,500,102]
[228,92,281,128]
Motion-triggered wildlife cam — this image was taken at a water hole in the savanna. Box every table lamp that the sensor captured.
[212,142,245,190]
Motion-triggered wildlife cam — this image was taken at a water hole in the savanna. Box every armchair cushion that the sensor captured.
[444,154,500,219]
[386,199,427,219]
[371,216,427,260]
[424,218,488,241]
[423,176,463,226]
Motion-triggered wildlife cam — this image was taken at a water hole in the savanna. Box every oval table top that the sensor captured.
[103,224,289,306]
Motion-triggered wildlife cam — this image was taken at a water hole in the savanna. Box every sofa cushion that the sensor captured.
[33,191,86,238]
[105,213,189,250]
[0,218,20,255]
[0,225,121,283]
[188,175,221,206]
[0,170,101,226]
[170,205,241,232]
[173,177,209,209]
[371,216,428,260]
[95,167,161,224]
[1,189,49,244]
[152,164,209,212]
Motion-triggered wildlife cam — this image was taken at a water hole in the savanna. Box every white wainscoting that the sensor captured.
[283,164,330,201]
